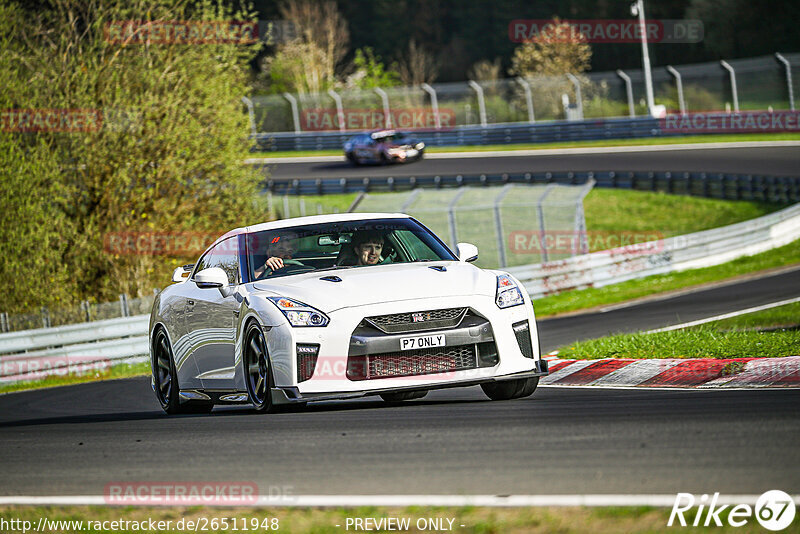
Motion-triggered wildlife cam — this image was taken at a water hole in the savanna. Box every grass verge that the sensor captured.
[0,361,149,395]
[557,301,800,360]
[534,238,800,317]
[248,132,800,158]
[0,505,777,533]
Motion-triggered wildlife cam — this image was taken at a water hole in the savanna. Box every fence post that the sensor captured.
[775,53,795,111]
[374,87,392,129]
[516,77,536,123]
[616,69,635,118]
[81,300,91,322]
[327,88,346,132]
[536,184,557,263]
[283,92,302,133]
[241,96,257,136]
[420,83,442,129]
[119,294,129,318]
[0,312,8,333]
[666,66,686,115]
[283,195,290,218]
[467,81,487,127]
[41,306,51,329]
[566,73,584,120]
[574,179,595,255]
[446,188,469,249]
[493,184,514,267]
[720,60,740,113]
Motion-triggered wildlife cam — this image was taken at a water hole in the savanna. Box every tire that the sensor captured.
[481,377,538,401]
[152,328,213,414]
[244,321,275,413]
[380,390,428,403]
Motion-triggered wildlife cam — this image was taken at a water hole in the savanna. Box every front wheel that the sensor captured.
[481,377,538,401]
[152,329,213,414]
[244,322,275,413]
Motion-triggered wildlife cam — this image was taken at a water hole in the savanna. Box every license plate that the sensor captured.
[400,334,445,351]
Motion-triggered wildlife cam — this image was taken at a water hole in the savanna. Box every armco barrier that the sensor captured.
[0,315,150,383]
[507,202,800,299]
[266,170,800,204]
[253,117,663,151]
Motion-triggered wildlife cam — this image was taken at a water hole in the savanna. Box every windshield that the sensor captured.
[246,218,457,281]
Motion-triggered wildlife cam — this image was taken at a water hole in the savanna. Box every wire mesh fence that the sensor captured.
[251,53,800,133]
[352,182,594,269]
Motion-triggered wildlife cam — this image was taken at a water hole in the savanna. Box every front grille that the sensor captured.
[346,342,497,381]
[364,307,467,334]
[513,320,534,359]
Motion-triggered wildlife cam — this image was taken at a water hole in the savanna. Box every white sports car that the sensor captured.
[149,213,548,414]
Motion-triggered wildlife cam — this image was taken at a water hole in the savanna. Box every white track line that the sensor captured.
[2,494,797,507]
[645,296,800,334]
[245,140,800,164]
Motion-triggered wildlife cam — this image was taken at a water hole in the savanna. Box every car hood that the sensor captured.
[251,262,495,313]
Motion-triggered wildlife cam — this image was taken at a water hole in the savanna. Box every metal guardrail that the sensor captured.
[508,202,800,299]
[0,315,150,383]
[266,170,800,204]
[253,116,664,151]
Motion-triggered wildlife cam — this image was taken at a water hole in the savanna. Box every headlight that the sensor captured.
[496,274,524,309]
[268,297,330,327]
[415,142,425,149]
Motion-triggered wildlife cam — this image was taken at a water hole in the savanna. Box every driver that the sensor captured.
[254,232,301,278]
[351,230,385,266]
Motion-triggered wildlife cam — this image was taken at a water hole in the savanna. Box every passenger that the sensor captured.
[254,232,301,278]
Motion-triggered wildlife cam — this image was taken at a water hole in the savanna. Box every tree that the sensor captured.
[508,18,592,77]
[265,0,350,94]
[399,39,439,86]
[0,0,263,313]
[344,48,401,90]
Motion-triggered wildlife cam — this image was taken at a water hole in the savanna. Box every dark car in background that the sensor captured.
[344,129,425,165]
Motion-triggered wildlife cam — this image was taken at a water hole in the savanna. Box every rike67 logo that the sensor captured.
[669,490,796,530]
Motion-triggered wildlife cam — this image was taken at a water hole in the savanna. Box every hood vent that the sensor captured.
[428,265,447,272]
[320,275,342,282]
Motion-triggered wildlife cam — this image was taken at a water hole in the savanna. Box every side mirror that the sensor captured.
[171,264,194,283]
[195,267,228,289]
[455,243,479,263]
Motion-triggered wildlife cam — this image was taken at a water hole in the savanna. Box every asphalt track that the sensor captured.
[263,145,800,180]
[1,269,799,496]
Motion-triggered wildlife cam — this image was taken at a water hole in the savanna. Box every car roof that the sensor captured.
[235,212,411,236]
[197,213,412,261]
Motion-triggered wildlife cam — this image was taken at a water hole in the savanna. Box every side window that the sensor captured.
[194,237,239,285]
